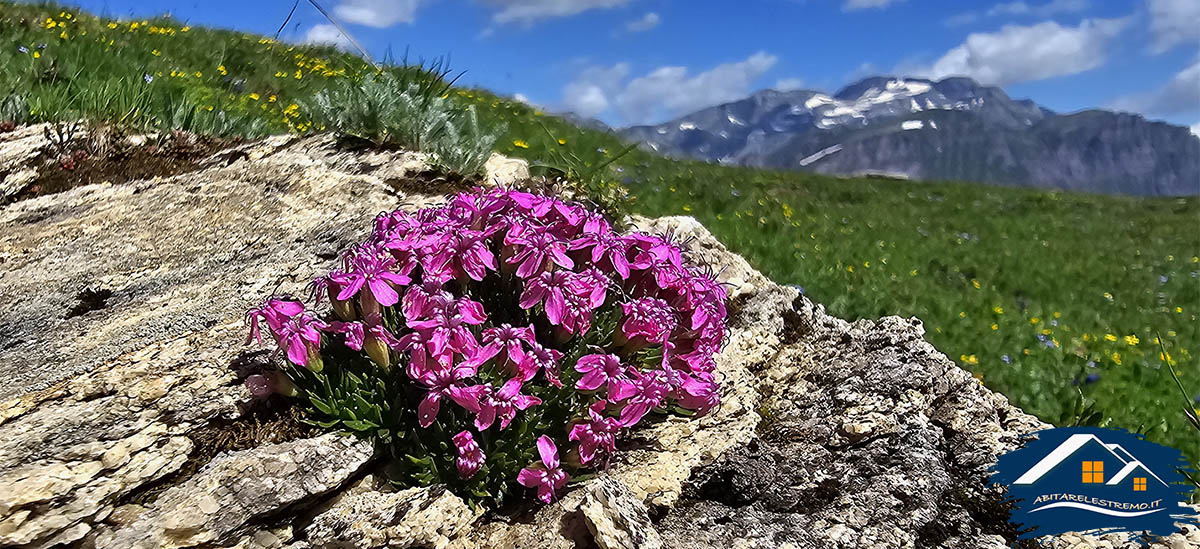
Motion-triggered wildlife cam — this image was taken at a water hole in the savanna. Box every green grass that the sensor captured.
[2,1,1197,467]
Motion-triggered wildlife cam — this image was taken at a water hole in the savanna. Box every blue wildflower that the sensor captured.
[1001,354,1011,364]
[17,45,28,54]
[1085,373,1100,384]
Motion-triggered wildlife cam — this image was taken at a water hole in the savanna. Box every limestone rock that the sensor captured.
[581,476,662,549]
[484,152,530,187]
[0,132,436,547]
[303,485,477,548]
[93,433,373,548]
[0,123,54,201]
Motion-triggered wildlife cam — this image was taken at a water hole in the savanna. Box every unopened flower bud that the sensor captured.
[333,296,355,321]
[306,346,324,373]
[360,291,382,318]
[267,371,299,397]
[363,335,390,370]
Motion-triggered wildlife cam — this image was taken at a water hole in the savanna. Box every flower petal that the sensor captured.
[536,435,559,469]
[368,278,399,306]
[517,466,541,488]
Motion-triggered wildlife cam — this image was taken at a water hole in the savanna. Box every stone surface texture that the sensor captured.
[0,128,1195,548]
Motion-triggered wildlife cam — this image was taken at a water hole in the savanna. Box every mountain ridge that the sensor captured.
[615,76,1200,196]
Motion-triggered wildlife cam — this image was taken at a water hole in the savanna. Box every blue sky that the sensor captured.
[63,0,1200,130]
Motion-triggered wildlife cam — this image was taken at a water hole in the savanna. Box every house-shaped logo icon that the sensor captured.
[1011,433,1169,516]
[990,427,1197,540]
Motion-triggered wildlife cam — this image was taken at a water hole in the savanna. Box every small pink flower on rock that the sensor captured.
[517,436,569,504]
[453,430,485,479]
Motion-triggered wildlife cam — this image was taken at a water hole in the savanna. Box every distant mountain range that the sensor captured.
[612,76,1200,196]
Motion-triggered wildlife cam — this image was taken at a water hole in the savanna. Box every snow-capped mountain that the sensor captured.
[618,76,1199,196]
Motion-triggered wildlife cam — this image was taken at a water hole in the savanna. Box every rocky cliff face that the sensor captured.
[620,77,1200,196]
[0,127,1196,548]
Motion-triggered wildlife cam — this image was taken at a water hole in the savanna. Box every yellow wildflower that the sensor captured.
[1053,311,1061,318]
[1176,306,1183,313]
[1030,317,1040,324]
[194,71,202,78]
[960,354,979,366]
[268,95,277,103]
[1111,352,1122,365]
[993,306,1004,315]
[513,139,529,149]
[847,266,854,273]
[217,65,227,75]
[991,324,999,331]
[1104,334,1117,342]
[181,26,190,32]
[107,22,118,29]
[249,93,260,101]
[958,311,966,318]
[151,49,161,56]
[557,138,566,145]
[1124,335,1139,346]
[32,51,39,59]
[971,279,981,289]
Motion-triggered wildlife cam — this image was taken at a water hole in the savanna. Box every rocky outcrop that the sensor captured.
[0,128,1195,548]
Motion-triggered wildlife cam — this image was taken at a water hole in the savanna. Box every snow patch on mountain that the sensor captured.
[799,144,843,166]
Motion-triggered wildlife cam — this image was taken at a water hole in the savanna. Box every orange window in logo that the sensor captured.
[1134,477,1147,491]
[1082,461,1104,483]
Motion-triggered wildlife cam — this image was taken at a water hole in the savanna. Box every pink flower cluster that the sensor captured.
[247,188,726,504]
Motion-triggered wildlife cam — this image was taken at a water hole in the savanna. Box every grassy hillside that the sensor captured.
[2,1,1198,467]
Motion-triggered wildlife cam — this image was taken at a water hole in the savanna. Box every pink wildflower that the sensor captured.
[453,430,485,479]
[568,401,622,466]
[517,436,569,504]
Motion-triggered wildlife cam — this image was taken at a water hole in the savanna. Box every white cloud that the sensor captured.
[304,24,355,50]
[917,18,1129,86]
[1111,60,1200,116]
[562,63,631,118]
[330,0,425,28]
[481,0,631,26]
[843,0,904,11]
[624,12,660,32]
[561,52,777,124]
[1191,122,1200,137]
[775,77,806,91]
[1148,0,1200,54]
[616,52,778,123]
